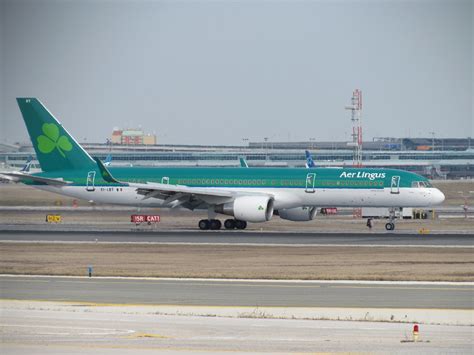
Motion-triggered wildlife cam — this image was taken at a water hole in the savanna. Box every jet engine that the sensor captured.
[277,206,317,221]
[215,195,274,223]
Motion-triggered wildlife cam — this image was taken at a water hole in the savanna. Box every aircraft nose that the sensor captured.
[432,188,445,205]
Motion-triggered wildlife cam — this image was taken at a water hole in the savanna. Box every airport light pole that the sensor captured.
[430,132,435,152]
[241,138,248,151]
[345,89,363,167]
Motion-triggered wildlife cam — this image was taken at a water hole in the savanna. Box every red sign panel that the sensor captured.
[131,215,160,223]
[320,208,338,215]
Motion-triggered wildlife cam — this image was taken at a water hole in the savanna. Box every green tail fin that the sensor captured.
[16,98,96,172]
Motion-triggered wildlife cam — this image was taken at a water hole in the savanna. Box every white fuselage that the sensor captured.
[35,185,445,209]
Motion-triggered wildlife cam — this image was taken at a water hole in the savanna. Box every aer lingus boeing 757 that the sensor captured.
[5,98,445,231]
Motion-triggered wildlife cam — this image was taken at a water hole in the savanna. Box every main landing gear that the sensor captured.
[198,219,247,230]
[198,219,221,230]
[223,219,247,230]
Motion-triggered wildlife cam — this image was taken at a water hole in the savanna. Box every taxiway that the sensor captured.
[1,276,472,309]
[0,230,473,246]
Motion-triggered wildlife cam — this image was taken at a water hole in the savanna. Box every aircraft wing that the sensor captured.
[130,181,236,209]
[93,157,268,210]
[94,158,238,209]
[131,180,275,210]
[0,172,71,185]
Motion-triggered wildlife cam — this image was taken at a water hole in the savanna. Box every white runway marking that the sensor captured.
[1,274,472,286]
[0,239,471,248]
[0,324,135,336]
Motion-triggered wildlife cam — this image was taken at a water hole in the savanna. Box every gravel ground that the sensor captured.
[1,243,472,281]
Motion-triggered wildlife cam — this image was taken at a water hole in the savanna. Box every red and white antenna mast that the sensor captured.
[345,89,363,167]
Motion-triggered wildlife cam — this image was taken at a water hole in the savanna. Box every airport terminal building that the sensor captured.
[1,138,473,179]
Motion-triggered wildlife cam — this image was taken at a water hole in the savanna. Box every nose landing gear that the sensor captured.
[385,222,395,231]
[384,207,398,231]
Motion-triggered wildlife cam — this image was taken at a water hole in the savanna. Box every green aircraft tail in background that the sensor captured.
[16,98,96,172]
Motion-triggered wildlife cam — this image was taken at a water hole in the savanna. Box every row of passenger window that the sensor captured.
[179,178,262,185]
[176,178,304,186]
[173,178,384,187]
[319,180,384,187]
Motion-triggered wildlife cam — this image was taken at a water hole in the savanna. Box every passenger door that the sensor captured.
[305,173,316,193]
[86,171,96,192]
[390,175,400,194]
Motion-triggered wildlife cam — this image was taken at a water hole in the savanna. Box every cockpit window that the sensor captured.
[411,181,432,188]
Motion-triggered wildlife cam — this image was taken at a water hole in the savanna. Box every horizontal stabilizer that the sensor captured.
[1,172,70,185]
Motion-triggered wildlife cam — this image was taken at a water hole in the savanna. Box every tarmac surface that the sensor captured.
[1,276,472,309]
[1,230,473,246]
[2,303,472,354]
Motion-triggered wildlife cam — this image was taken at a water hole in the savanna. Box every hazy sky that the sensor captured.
[1,0,472,145]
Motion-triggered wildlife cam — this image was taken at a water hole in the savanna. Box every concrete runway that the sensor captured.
[0,230,473,246]
[1,276,472,309]
[2,303,472,354]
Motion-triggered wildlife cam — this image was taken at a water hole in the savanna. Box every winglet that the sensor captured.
[20,155,33,172]
[239,157,249,168]
[94,157,121,184]
[104,154,112,166]
[305,150,315,168]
